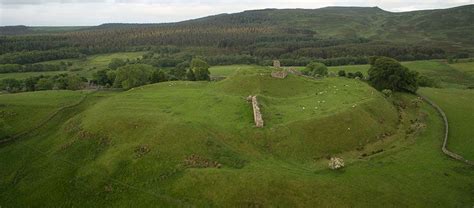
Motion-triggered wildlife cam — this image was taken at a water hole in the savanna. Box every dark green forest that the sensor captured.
[1,5,473,67]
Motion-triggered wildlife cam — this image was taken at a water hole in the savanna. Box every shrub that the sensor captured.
[36,78,54,90]
[0,78,21,92]
[303,62,328,77]
[417,75,438,88]
[347,72,355,78]
[354,71,364,79]
[338,70,346,77]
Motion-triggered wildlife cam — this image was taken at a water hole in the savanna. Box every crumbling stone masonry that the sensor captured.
[273,60,281,68]
[247,95,264,128]
[271,70,288,79]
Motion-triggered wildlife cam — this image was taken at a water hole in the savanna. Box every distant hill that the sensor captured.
[85,5,474,45]
[1,5,473,61]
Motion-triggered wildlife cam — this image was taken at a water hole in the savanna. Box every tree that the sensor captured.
[0,78,21,92]
[113,64,153,89]
[368,57,419,93]
[338,70,346,77]
[66,74,83,90]
[171,61,189,80]
[186,69,196,81]
[108,58,126,70]
[93,69,112,85]
[303,62,328,77]
[24,76,40,91]
[36,78,54,90]
[191,58,210,81]
[151,70,168,83]
[106,70,116,86]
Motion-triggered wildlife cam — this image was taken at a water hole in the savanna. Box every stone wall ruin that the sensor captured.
[247,95,264,128]
[271,70,288,79]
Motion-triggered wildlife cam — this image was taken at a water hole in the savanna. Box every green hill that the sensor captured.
[1,5,473,62]
[2,67,472,206]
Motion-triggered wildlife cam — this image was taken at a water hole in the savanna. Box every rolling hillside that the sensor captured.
[5,67,469,206]
[1,5,473,60]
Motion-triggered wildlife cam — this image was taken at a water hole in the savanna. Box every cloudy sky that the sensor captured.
[0,0,472,26]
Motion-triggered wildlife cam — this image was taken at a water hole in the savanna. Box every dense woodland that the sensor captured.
[0,5,472,92]
[1,6,473,67]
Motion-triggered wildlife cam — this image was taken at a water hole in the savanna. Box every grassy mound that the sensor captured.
[1,67,472,206]
[0,90,86,139]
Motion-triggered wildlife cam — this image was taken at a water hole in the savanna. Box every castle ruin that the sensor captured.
[273,60,281,68]
[247,95,264,128]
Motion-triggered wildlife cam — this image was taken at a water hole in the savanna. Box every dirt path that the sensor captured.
[418,93,474,166]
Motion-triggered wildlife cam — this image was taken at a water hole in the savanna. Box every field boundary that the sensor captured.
[0,90,97,145]
[418,93,474,166]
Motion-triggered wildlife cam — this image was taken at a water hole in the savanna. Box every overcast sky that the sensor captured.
[0,0,472,26]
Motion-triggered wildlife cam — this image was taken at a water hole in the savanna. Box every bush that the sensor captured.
[0,78,22,92]
[354,71,364,79]
[36,78,54,90]
[303,62,328,77]
[417,75,438,88]
[338,70,346,77]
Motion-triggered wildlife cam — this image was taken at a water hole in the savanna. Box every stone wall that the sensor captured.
[418,93,474,166]
[248,95,264,128]
[273,60,281,68]
[271,70,288,79]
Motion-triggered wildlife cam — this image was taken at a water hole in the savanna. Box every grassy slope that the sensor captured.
[0,90,86,139]
[4,68,451,206]
[419,88,474,160]
[450,62,474,77]
[0,84,471,206]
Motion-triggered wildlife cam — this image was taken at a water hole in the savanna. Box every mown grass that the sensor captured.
[419,88,474,161]
[0,66,472,207]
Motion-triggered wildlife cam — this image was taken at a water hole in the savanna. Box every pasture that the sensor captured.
[419,88,474,160]
[0,52,145,81]
[0,66,472,206]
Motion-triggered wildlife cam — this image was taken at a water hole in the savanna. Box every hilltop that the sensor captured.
[1,5,473,62]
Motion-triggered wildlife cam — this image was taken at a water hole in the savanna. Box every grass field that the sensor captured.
[0,90,87,139]
[0,52,145,81]
[0,66,472,206]
[450,62,474,77]
[419,88,474,161]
